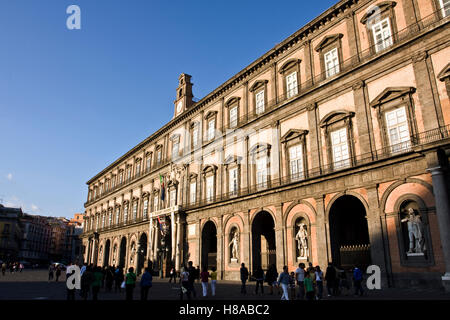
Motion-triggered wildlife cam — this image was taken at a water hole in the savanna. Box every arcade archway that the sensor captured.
[103,239,111,267]
[201,221,217,270]
[252,211,276,273]
[137,233,148,275]
[119,237,127,268]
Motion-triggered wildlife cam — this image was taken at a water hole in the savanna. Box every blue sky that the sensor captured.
[0,0,336,218]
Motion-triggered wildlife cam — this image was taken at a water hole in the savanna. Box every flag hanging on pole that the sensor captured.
[157,216,164,235]
[159,174,165,201]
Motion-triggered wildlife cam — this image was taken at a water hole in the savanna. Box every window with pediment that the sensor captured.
[279,59,301,99]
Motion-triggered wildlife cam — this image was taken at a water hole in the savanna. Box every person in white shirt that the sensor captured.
[295,263,305,300]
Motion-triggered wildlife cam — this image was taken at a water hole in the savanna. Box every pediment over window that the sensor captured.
[170,133,181,141]
[189,172,198,180]
[152,187,160,194]
[225,97,241,107]
[279,59,302,74]
[314,34,343,52]
[155,144,163,150]
[141,192,150,198]
[249,142,272,155]
[204,110,218,119]
[437,63,450,81]
[190,121,199,128]
[369,87,416,107]
[319,110,355,128]
[281,129,309,143]
[360,1,397,24]
[249,80,268,92]
[224,155,243,165]
[202,164,218,174]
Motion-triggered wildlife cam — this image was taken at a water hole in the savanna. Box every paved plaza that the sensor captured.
[0,269,449,300]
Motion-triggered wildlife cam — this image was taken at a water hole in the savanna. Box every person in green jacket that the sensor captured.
[304,271,315,301]
[125,267,137,301]
[91,266,104,300]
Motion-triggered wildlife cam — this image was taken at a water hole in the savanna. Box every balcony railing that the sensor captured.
[85,9,449,208]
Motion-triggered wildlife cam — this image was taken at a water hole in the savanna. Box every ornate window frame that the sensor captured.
[142,192,149,219]
[249,80,269,115]
[225,97,241,129]
[170,134,181,160]
[281,129,309,181]
[155,144,163,166]
[319,110,356,170]
[314,34,344,79]
[204,111,218,142]
[145,152,152,173]
[152,188,160,212]
[190,121,200,150]
[188,173,198,205]
[369,87,417,152]
[360,1,398,54]
[249,143,272,189]
[279,59,301,99]
[202,165,218,202]
[224,155,242,197]
[437,63,450,99]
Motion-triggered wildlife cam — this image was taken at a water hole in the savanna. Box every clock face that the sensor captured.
[176,101,183,113]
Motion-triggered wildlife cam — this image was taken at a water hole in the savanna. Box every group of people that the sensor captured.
[65,263,154,301]
[239,262,366,300]
[1,262,24,275]
[48,264,63,282]
[179,261,218,300]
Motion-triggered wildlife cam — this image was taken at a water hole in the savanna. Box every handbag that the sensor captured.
[120,281,126,289]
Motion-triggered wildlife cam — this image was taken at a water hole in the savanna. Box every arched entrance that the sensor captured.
[137,233,148,275]
[252,211,276,273]
[119,237,127,268]
[201,221,217,270]
[103,240,111,266]
[329,195,371,269]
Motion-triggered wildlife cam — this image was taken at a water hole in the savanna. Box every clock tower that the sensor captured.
[174,73,194,118]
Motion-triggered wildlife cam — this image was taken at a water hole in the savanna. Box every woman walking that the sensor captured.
[278,266,290,300]
[210,267,217,297]
[200,267,210,297]
[140,267,153,300]
[125,267,137,301]
[304,271,315,301]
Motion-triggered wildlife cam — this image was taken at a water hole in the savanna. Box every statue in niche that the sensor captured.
[228,229,239,261]
[295,222,308,259]
[401,207,425,254]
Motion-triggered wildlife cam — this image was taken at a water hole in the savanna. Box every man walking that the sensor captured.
[325,263,336,297]
[353,266,364,296]
[295,263,305,299]
[240,263,249,295]
[140,267,153,300]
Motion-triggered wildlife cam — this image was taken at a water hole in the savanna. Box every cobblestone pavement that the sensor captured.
[0,270,449,300]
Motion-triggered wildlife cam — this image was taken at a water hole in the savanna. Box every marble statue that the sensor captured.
[295,223,308,259]
[229,230,239,260]
[401,208,425,254]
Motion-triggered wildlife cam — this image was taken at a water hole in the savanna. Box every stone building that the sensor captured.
[19,213,52,264]
[81,0,450,291]
[0,205,23,263]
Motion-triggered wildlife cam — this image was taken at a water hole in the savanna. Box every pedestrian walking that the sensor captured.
[210,267,217,297]
[92,266,103,300]
[195,266,200,283]
[295,263,305,300]
[48,264,54,282]
[168,267,176,283]
[187,261,197,298]
[240,263,249,295]
[125,267,137,301]
[315,266,324,300]
[254,266,264,295]
[278,266,290,300]
[1,262,6,276]
[180,267,191,300]
[289,272,296,298]
[55,265,61,282]
[353,266,364,296]
[19,263,24,272]
[105,267,114,292]
[140,267,153,300]
[114,267,124,293]
[80,266,94,300]
[304,271,315,301]
[266,264,279,295]
[200,267,209,297]
[325,263,336,297]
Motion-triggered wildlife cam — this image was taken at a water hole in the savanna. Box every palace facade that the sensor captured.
[81,0,450,290]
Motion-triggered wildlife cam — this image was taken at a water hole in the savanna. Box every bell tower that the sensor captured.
[174,73,194,118]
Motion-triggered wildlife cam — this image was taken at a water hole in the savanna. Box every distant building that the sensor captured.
[0,205,23,263]
[19,213,52,264]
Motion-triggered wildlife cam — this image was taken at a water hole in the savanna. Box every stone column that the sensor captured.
[315,196,329,268]
[303,40,313,87]
[274,204,285,272]
[243,210,251,270]
[428,166,450,292]
[217,216,224,279]
[345,12,360,65]
[307,104,321,172]
[175,214,181,272]
[148,217,153,261]
[171,211,176,263]
[366,185,389,288]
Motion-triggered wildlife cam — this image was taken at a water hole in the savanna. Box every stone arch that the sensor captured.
[284,200,317,227]
[325,190,370,222]
[250,207,277,227]
[201,220,218,270]
[381,179,434,214]
[251,210,277,273]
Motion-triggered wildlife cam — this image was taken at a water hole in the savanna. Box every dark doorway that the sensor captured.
[252,211,276,273]
[103,240,111,267]
[137,233,148,275]
[201,221,217,270]
[119,237,127,268]
[329,195,371,269]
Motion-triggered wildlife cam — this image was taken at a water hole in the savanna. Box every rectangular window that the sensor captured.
[153,196,158,212]
[157,150,162,164]
[123,204,128,222]
[146,157,151,172]
[170,189,177,207]
[289,144,304,181]
[229,167,238,195]
[115,208,120,224]
[206,176,214,202]
[230,106,238,128]
[143,199,148,219]
[190,182,197,204]
[372,18,393,53]
[102,214,105,228]
[132,202,137,220]
[112,176,116,189]
[286,71,298,98]
[385,106,411,153]
[208,119,215,140]
[119,172,123,184]
[256,90,265,114]
[192,126,199,148]
[324,48,339,78]
[440,0,450,17]
[331,128,350,169]
[256,157,268,188]
[127,167,132,180]
[108,211,112,226]
[172,141,179,159]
